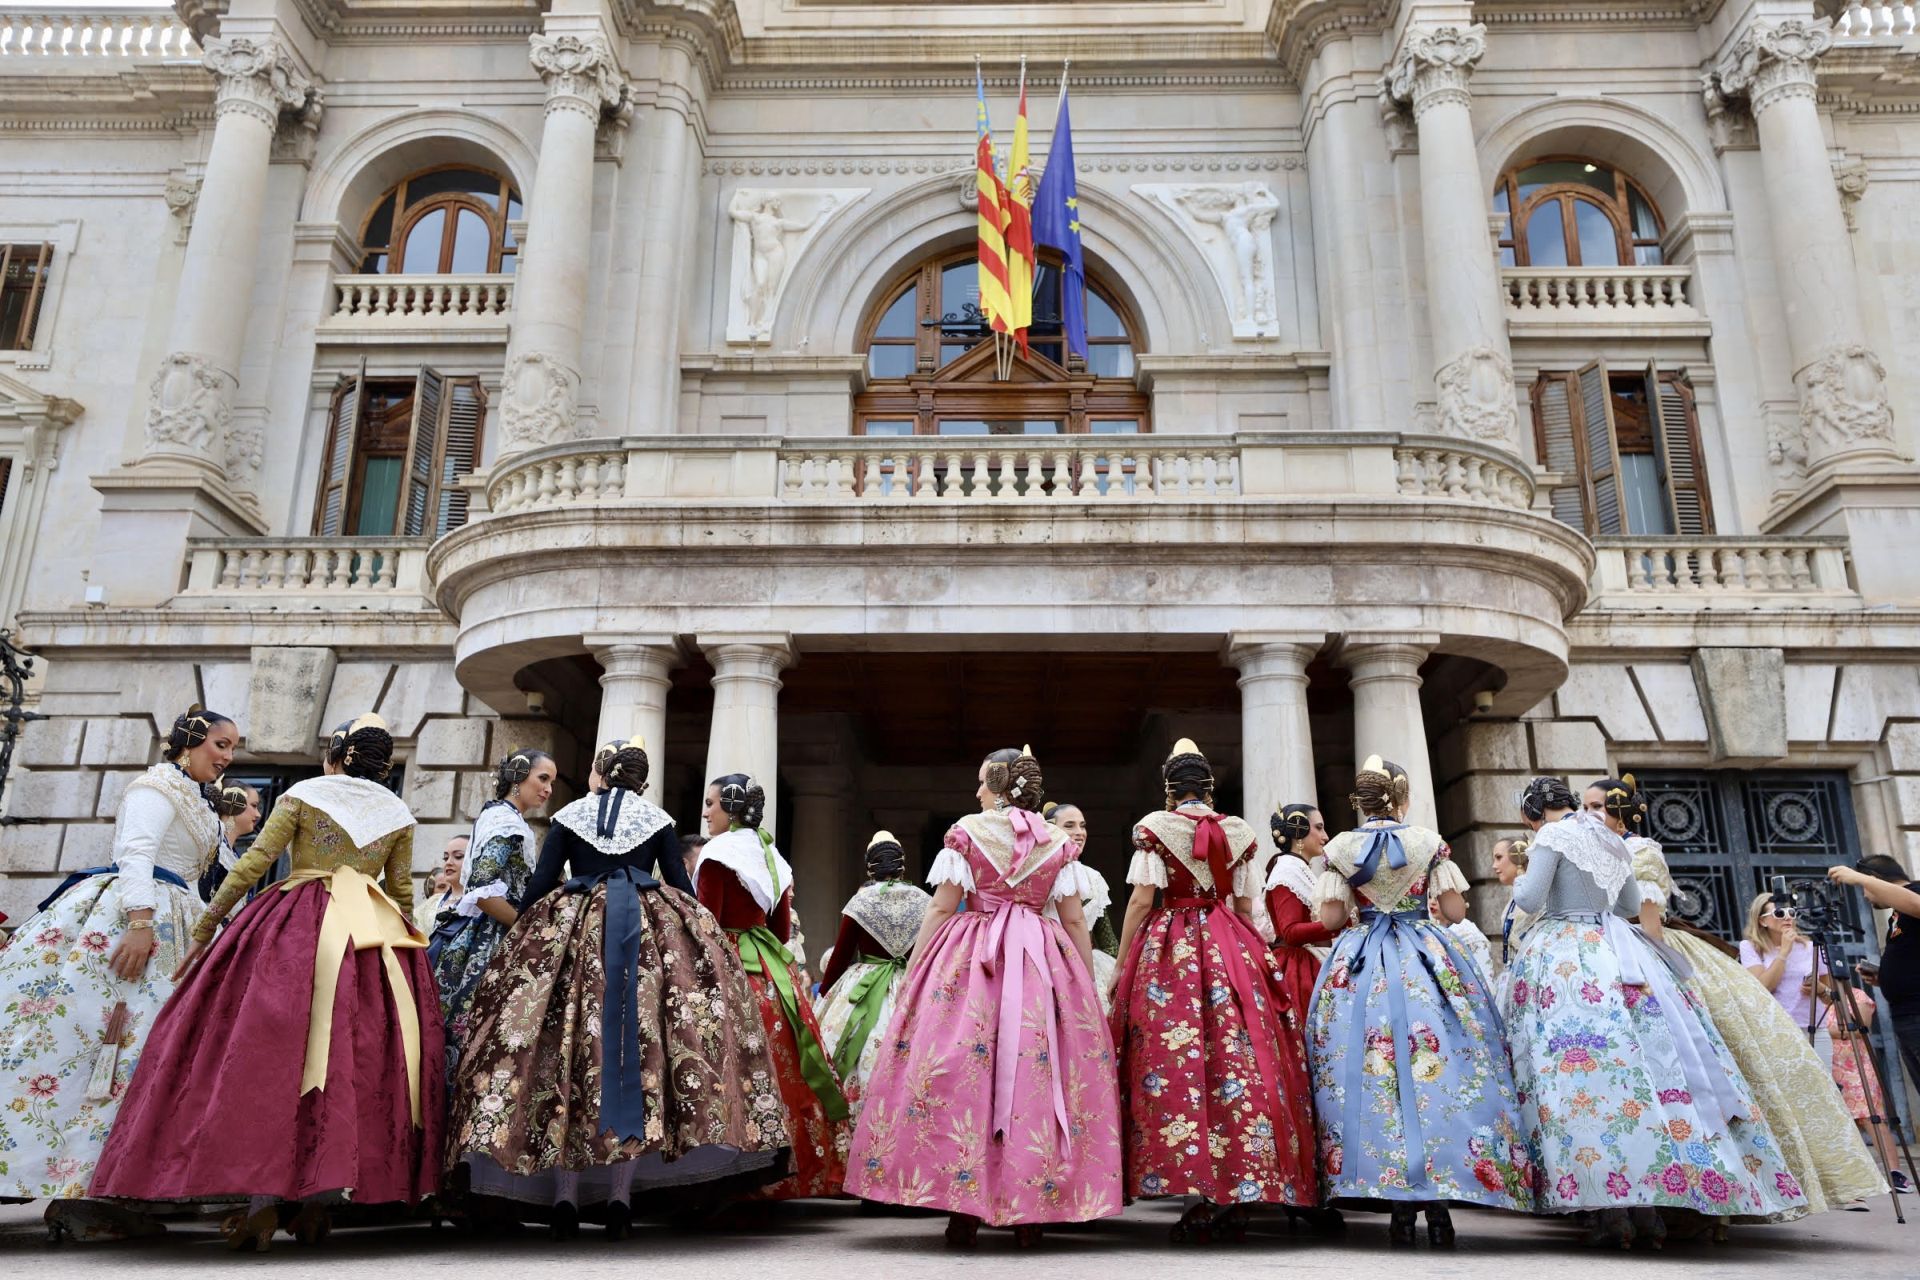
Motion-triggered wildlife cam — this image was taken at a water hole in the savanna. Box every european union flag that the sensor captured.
[1032,84,1086,360]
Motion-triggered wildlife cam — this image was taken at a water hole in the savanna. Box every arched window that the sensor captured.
[358,166,523,275]
[1494,158,1663,268]
[856,249,1148,435]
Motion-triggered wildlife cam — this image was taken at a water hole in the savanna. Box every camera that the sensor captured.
[1769,874,1845,938]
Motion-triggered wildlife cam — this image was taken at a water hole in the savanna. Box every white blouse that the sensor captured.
[112,774,219,911]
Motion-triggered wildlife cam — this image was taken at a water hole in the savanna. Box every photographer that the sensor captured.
[1829,856,1920,1094]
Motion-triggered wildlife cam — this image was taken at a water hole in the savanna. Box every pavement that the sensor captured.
[1,1194,1913,1279]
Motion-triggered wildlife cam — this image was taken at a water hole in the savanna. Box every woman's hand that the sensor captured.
[108,927,155,981]
[170,938,207,983]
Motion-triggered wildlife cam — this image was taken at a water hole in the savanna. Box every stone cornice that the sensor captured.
[718,61,1284,93]
[12,608,455,653]
[699,153,1301,177]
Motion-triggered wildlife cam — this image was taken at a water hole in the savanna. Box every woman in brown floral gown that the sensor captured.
[445,740,791,1239]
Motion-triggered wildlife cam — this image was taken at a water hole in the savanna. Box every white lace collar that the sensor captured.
[550,789,674,858]
[956,811,1068,887]
[1265,852,1316,905]
[701,828,793,912]
[123,763,221,863]
[285,775,414,848]
[465,800,535,889]
[1538,810,1634,899]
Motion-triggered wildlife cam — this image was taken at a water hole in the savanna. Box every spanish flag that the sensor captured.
[1005,63,1036,354]
[975,64,1013,337]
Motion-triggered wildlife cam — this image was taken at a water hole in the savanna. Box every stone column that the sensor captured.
[786,764,854,967]
[142,36,317,478]
[590,637,682,801]
[1385,24,1518,450]
[1303,43,1387,433]
[1712,17,1899,472]
[1340,635,1439,830]
[700,635,794,829]
[627,44,701,433]
[1226,634,1323,831]
[499,32,628,454]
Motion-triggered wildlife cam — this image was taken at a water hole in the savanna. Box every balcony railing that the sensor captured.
[177,538,434,608]
[1502,267,1698,322]
[483,432,1537,516]
[0,9,198,57]
[317,275,514,341]
[1590,536,1861,608]
[1833,2,1918,39]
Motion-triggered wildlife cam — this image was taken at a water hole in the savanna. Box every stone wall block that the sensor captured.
[456,772,493,822]
[413,824,468,874]
[1888,723,1920,773]
[380,664,469,740]
[60,823,115,869]
[81,718,158,768]
[9,771,100,821]
[16,719,82,768]
[0,878,65,925]
[94,770,143,819]
[1440,721,1529,778]
[491,718,571,771]
[1437,773,1532,840]
[416,718,490,769]
[406,768,457,822]
[1530,721,1609,775]
[247,647,338,754]
[1691,648,1787,765]
[0,824,63,873]
[323,662,395,732]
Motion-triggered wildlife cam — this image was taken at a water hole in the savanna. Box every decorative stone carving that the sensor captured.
[143,352,234,461]
[1834,158,1869,232]
[499,351,580,450]
[1766,406,1809,486]
[203,36,318,131]
[271,89,326,165]
[1377,84,1418,156]
[1712,18,1833,116]
[164,177,199,245]
[1700,76,1758,153]
[223,420,264,487]
[1385,24,1487,117]
[1796,344,1896,459]
[1135,182,1282,340]
[529,33,628,120]
[1434,347,1518,445]
[726,188,867,345]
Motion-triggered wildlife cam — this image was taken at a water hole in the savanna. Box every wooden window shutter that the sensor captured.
[436,379,486,536]
[399,367,444,536]
[1575,360,1623,535]
[0,243,53,351]
[1651,367,1712,535]
[312,363,366,536]
[1531,372,1591,532]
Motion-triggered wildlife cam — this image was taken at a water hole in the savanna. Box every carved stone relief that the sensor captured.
[725,188,868,345]
[164,177,199,245]
[499,351,580,450]
[1134,182,1283,340]
[1796,344,1896,459]
[1434,346,1518,446]
[143,351,234,462]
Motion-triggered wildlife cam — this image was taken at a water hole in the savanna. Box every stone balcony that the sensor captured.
[0,9,197,58]
[1832,1,1918,40]
[1501,266,1708,339]
[1587,536,1863,610]
[176,537,436,612]
[316,274,515,345]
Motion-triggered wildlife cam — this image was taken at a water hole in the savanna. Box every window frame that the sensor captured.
[311,365,488,538]
[1495,156,1665,268]
[358,166,521,276]
[1530,361,1712,537]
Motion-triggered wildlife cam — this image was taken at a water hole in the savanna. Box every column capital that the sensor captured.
[1337,634,1438,679]
[530,32,629,122]
[590,636,684,681]
[699,633,796,683]
[1713,17,1833,116]
[1224,633,1324,683]
[1385,23,1486,118]
[203,36,319,131]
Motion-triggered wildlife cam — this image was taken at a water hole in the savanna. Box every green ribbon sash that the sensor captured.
[832,953,906,1081]
[735,924,850,1122]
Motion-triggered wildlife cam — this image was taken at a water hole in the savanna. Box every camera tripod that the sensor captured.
[1805,933,1919,1222]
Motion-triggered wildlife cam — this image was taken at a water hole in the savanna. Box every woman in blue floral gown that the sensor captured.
[1307,757,1534,1246]
[1504,776,1807,1247]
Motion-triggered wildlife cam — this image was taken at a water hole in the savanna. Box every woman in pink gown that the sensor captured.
[845,747,1123,1248]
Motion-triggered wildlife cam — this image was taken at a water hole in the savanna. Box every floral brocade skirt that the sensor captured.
[446,882,790,1207]
[743,961,850,1200]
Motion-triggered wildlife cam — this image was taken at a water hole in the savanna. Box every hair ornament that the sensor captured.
[867,830,898,851]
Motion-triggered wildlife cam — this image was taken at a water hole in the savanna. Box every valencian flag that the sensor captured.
[973,63,1014,342]
[1005,61,1037,354]
[1032,70,1086,360]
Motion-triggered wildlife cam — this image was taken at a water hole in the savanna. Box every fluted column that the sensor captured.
[1712,17,1899,472]
[1385,24,1518,450]
[499,31,628,454]
[141,36,316,479]
[1340,636,1438,830]
[1227,635,1322,833]
[590,637,681,801]
[700,635,795,828]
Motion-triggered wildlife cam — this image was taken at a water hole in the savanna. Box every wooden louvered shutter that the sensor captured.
[1575,360,1623,535]
[1651,367,1712,535]
[1531,372,1591,532]
[0,243,52,350]
[312,364,365,536]
[436,379,485,536]
[399,367,444,536]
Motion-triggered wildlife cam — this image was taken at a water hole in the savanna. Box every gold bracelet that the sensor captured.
[123,919,155,932]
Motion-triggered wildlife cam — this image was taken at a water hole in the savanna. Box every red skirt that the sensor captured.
[1269,942,1323,1032]
[91,879,445,1204]
[745,963,849,1200]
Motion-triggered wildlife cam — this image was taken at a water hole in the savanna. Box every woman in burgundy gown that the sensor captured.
[1264,803,1335,1022]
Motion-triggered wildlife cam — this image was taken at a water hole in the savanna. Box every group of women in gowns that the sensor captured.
[0,705,1898,1252]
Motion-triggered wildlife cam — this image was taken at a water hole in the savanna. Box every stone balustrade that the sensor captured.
[318,275,515,341]
[178,538,433,607]
[0,9,198,57]
[1589,536,1861,607]
[1834,1,1918,39]
[1502,267,1696,318]
[480,432,1537,516]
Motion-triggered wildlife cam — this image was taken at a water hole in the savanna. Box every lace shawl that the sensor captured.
[1534,809,1636,900]
[700,827,793,913]
[459,799,534,915]
[954,810,1070,888]
[844,879,933,957]
[1318,822,1450,910]
[1129,807,1259,896]
[1264,852,1317,906]
[282,775,414,849]
[121,762,221,873]
[549,790,674,859]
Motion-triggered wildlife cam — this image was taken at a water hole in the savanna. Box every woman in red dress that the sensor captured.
[697,773,849,1199]
[1109,740,1318,1243]
[1264,804,1334,1023]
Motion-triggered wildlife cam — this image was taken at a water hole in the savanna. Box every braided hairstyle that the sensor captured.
[711,772,767,830]
[1519,775,1577,822]
[495,747,555,801]
[1509,836,1531,872]
[982,747,1045,813]
[1270,802,1316,858]
[1161,738,1214,810]
[603,744,650,794]
[1350,757,1411,820]
[327,714,394,783]
[864,831,907,882]
[166,704,234,762]
[1590,774,1648,830]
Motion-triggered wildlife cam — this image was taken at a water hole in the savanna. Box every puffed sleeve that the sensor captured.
[1426,843,1470,898]
[456,832,521,916]
[110,786,176,912]
[1046,846,1088,906]
[1127,824,1169,889]
[1312,869,1358,916]
[198,796,301,943]
[927,825,977,893]
[384,825,415,920]
[1231,850,1262,901]
[1632,845,1672,908]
